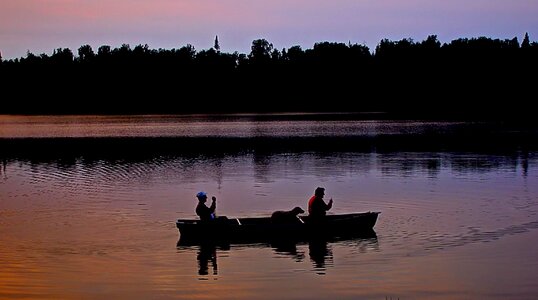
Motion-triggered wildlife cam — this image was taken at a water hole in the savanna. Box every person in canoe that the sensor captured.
[308,187,333,220]
[195,191,217,221]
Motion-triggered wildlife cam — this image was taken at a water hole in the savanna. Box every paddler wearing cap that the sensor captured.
[195,191,217,221]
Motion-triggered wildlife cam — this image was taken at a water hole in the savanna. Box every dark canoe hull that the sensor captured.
[176,212,379,243]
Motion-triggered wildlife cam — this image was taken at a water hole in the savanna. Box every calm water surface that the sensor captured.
[1,115,538,299]
[0,114,465,138]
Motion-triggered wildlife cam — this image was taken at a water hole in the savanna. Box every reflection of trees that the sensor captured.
[376,152,532,178]
[253,153,273,184]
[521,151,529,178]
[447,154,532,175]
[450,156,503,173]
[2,148,534,186]
[378,153,442,178]
[252,152,375,184]
[1,158,6,179]
[426,158,441,178]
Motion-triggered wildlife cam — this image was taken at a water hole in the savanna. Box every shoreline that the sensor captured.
[2,133,537,159]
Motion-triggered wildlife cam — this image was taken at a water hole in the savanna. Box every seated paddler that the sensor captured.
[195,191,217,221]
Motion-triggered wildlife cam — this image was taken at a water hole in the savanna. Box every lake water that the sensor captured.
[1,114,538,299]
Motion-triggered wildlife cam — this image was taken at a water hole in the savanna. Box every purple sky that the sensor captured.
[1,0,537,59]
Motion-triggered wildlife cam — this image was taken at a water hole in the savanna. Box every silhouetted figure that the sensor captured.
[197,243,217,276]
[308,187,333,220]
[195,191,228,225]
[195,191,216,221]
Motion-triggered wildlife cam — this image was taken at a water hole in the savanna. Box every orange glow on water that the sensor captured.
[1,116,538,298]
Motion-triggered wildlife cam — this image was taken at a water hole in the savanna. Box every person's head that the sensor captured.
[315,187,325,197]
[196,191,208,202]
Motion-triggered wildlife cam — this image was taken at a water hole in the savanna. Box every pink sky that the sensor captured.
[1,0,537,59]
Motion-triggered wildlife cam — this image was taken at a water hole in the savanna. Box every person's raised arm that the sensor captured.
[210,196,217,213]
[327,198,333,211]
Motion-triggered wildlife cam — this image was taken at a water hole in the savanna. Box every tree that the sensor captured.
[177,44,196,62]
[78,44,95,62]
[271,48,281,62]
[51,48,74,64]
[116,44,131,56]
[249,39,273,63]
[522,32,530,49]
[196,48,218,66]
[421,35,441,50]
[286,45,304,62]
[214,35,220,53]
[98,45,111,56]
[133,44,150,57]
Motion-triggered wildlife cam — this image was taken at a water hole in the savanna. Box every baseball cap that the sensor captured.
[196,191,207,198]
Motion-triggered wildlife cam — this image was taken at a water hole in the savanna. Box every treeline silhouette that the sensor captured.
[1,34,537,117]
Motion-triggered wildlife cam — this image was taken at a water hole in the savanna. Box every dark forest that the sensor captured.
[1,34,537,118]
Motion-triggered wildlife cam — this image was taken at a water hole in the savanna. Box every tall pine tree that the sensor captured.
[214,35,220,53]
[522,32,530,49]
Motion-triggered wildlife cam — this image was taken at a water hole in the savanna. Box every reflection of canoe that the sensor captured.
[177,231,379,276]
[176,212,379,243]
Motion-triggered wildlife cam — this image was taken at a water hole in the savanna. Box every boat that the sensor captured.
[176,212,380,243]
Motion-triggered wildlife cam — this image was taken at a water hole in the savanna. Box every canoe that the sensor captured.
[176,212,380,243]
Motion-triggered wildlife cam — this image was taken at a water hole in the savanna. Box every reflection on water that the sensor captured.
[0,114,470,138]
[197,243,220,277]
[1,116,538,299]
[271,239,306,262]
[308,239,333,274]
[1,158,6,180]
[178,234,379,278]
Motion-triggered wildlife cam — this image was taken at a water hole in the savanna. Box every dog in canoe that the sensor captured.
[271,207,305,224]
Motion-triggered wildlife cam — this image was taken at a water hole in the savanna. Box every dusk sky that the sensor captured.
[1,0,537,59]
